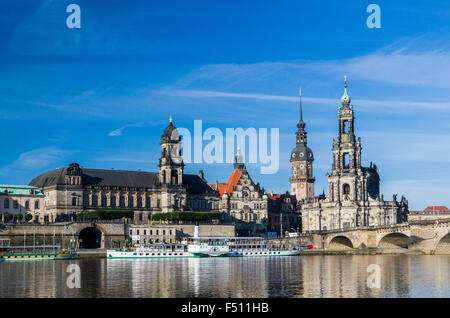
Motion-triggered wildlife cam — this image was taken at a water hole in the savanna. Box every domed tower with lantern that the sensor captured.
[289,89,315,202]
[158,116,186,212]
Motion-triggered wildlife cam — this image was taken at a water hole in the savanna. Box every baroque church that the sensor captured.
[292,78,409,232]
[29,117,220,223]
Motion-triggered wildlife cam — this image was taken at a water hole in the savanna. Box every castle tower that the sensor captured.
[327,76,364,202]
[159,116,184,186]
[290,89,315,201]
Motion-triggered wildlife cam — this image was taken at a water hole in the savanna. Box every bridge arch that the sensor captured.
[328,235,354,250]
[435,232,450,255]
[377,233,409,249]
[78,226,102,249]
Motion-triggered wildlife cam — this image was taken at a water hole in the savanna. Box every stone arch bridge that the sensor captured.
[0,221,126,249]
[307,220,450,254]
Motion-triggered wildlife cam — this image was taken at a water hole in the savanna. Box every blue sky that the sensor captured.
[1,0,450,210]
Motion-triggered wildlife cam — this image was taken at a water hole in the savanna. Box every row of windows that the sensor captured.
[3,199,39,209]
[85,195,160,208]
[230,203,267,209]
[130,229,175,236]
[186,200,213,209]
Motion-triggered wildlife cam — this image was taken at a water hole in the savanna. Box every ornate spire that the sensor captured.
[341,75,351,106]
[233,147,245,170]
[295,88,308,147]
[169,115,173,123]
[297,88,306,130]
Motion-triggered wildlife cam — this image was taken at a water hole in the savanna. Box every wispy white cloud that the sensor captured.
[108,124,143,136]
[0,147,72,176]
[154,88,450,113]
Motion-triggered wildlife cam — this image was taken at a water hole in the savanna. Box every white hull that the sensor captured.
[107,248,302,259]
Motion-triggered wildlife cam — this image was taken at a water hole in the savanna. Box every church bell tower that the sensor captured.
[290,89,315,201]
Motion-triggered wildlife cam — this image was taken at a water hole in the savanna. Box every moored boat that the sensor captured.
[0,239,76,261]
[107,235,304,259]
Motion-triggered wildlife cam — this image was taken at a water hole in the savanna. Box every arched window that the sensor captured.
[101,195,107,207]
[343,153,349,169]
[146,197,151,208]
[4,199,9,209]
[343,120,349,134]
[171,170,178,185]
[13,200,18,209]
[111,195,116,207]
[92,194,98,207]
[128,195,133,208]
[343,184,350,195]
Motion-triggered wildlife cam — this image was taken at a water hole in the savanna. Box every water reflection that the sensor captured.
[0,255,449,298]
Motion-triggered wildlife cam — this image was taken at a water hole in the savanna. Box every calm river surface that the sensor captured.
[1,255,450,297]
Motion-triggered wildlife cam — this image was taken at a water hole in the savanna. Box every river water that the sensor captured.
[1,255,450,298]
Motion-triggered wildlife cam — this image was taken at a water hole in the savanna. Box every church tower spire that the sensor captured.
[290,89,315,202]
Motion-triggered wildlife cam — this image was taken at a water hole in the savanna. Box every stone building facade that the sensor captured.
[267,191,301,236]
[28,119,220,222]
[209,149,269,236]
[299,78,409,232]
[0,185,45,223]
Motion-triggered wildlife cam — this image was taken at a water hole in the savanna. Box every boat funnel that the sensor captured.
[194,225,199,238]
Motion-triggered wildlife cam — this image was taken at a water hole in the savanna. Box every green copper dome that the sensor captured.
[341,76,351,105]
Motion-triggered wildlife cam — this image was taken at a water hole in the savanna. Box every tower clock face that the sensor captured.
[300,183,305,189]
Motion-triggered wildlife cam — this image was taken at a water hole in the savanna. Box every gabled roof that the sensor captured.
[29,168,159,188]
[424,206,450,212]
[268,192,297,211]
[183,174,215,194]
[209,168,244,196]
[29,166,214,194]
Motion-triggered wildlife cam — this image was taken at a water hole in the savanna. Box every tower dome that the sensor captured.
[341,75,351,106]
[161,116,180,143]
[290,88,314,162]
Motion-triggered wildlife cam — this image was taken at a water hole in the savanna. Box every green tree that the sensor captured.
[16,214,23,222]
[4,213,13,223]
[25,213,33,222]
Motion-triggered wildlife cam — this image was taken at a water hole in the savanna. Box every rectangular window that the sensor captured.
[13,200,18,209]
[144,230,146,235]
[35,200,39,209]
[137,230,139,235]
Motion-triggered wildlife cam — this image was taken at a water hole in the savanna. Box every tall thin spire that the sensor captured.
[299,88,303,122]
[297,88,306,130]
[341,75,351,106]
